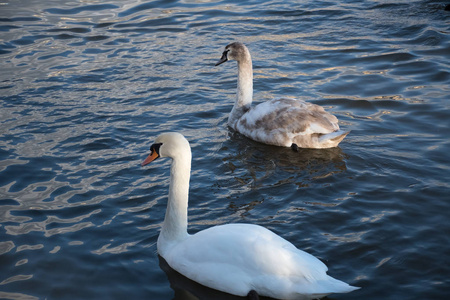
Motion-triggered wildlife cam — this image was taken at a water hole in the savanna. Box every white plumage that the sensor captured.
[216,42,349,149]
[141,132,359,299]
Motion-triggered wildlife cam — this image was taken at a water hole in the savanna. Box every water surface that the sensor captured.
[1,0,449,299]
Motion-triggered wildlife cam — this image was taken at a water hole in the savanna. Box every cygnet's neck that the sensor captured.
[157,152,191,255]
[229,53,253,128]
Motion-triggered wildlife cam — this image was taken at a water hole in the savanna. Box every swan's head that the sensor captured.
[215,42,249,66]
[141,132,191,166]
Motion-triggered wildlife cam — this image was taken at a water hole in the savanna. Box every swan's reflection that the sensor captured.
[220,131,347,192]
[223,131,347,175]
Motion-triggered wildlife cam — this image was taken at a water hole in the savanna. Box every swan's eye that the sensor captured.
[150,143,163,155]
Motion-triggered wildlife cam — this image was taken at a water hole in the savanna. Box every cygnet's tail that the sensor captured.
[318,130,350,148]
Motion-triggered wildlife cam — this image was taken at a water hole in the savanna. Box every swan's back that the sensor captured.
[235,98,343,148]
[163,223,358,299]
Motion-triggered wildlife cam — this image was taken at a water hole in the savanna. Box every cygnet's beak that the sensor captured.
[215,51,228,66]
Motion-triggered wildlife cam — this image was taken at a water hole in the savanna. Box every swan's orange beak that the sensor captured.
[141,151,159,167]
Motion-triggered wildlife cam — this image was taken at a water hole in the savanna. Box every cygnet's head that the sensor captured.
[141,132,191,166]
[215,42,250,66]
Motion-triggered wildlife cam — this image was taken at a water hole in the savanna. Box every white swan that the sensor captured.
[141,132,359,299]
[215,42,349,149]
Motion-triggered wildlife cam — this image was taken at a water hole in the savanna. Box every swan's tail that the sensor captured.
[318,130,350,148]
[321,275,360,294]
[292,275,359,300]
[307,275,359,298]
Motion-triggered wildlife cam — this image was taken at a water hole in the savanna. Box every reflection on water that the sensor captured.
[159,255,246,300]
[221,131,347,191]
[1,0,449,299]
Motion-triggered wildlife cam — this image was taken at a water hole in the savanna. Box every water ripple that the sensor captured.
[0,0,449,299]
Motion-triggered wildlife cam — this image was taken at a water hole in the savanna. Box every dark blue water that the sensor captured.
[1,0,449,299]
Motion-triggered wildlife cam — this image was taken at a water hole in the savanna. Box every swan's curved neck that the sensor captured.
[229,53,253,127]
[158,153,191,254]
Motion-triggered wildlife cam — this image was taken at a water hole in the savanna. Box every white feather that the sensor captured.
[144,132,359,299]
